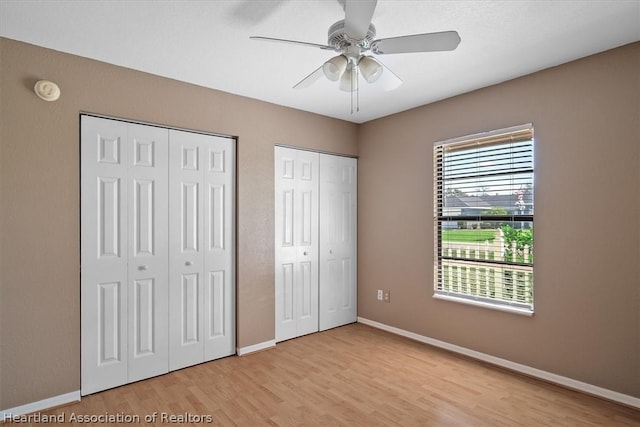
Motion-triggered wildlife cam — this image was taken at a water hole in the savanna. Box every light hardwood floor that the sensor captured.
[9,323,640,426]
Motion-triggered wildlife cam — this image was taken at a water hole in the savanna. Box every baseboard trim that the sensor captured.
[237,339,276,356]
[357,317,640,409]
[1,390,80,420]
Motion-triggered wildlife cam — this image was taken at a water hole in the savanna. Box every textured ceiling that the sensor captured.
[1,0,639,123]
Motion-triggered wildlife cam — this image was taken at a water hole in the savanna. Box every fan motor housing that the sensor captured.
[327,20,376,50]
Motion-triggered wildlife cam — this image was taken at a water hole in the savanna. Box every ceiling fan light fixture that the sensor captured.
[339,66,358,92]
[322,55,348,81]
[251,0,461,114]
[358,56,383,83]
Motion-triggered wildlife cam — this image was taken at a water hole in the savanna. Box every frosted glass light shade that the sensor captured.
[323,55,348,81]
[339,67,358,92]
[358,56,383,83]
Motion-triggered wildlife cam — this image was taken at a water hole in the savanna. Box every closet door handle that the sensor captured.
[303,252,308,256]
[185,261,193,266]
[138,265,148,271]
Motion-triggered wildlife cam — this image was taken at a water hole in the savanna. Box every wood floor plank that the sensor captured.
[4,323,640,426]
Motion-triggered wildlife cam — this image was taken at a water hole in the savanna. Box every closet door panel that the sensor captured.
[294,150,319,337]
[169,131,235,367]
[169,130,205,371]
[319,154,357,331]
[275,147,319,342]
[275,148,299,341]
[126,123,169,382]
[203,136,235,360]
[81,116,129,395]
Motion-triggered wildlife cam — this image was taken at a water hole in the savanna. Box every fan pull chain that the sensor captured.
[349,64,360,115]
[356,65,360,113]
[350,66,354,114]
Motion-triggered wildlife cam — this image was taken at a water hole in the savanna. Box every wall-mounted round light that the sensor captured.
[34,80,61,101]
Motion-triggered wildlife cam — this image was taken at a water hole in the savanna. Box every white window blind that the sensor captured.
[433,124,534,312]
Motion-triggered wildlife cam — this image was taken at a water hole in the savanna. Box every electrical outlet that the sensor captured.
[377,289,383,301]
[383,290,391,303]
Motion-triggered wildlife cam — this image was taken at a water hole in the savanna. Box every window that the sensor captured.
[433,124,534,314]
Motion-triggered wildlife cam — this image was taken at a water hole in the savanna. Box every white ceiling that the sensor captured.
[1,0,639,123]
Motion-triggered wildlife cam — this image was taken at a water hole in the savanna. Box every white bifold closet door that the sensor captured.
[81,116,235,395]
[274,147,356,343]
[168,129,235,371]
[319,154,357,331]
[274,147,319,342]
[81,116,169,394]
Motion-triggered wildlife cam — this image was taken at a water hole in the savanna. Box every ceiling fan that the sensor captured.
[250,0,461,112]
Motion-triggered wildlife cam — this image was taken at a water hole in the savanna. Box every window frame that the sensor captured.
[433,124,534,316]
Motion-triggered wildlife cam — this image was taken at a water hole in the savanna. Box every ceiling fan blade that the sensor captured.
[250,36,334,50]
[371,31,461,55]
[375,59,403,91]
[344,0,377,40]
[293,66,325,89]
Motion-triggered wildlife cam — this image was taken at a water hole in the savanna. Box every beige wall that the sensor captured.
[0,38,358,409]
[358,42,640,398]
[1,36,638,410]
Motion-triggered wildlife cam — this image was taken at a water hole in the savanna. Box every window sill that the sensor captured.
[433,293,534,316]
